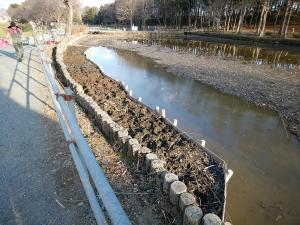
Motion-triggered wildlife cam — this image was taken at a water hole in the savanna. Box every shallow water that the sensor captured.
[121,38,300,71]
[87,46,300,225]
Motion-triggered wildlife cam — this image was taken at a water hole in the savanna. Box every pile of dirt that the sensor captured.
[62,46,225,217]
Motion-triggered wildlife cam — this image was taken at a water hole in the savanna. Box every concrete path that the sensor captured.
[0,44,94,225]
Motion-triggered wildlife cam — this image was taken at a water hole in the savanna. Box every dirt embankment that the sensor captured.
[75,105,181,225]
[76,34,300,138]
[62,46,225,217]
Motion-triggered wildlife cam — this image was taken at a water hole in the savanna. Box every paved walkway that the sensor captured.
[0,44,93,224]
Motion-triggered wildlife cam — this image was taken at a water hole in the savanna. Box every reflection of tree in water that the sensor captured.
[251,47,261,63]
[128,38,300,70]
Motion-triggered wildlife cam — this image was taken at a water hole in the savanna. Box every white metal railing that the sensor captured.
[33,35,132,225]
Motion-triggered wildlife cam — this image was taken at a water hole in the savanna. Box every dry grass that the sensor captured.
[0,22,8,38]
[71,24,88,35]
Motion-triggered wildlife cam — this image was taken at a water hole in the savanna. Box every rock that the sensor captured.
[111,125,121,143]
[163,173,178,194]
[179,192,196,214]
[128,143,141,158]
[145,153,158,170]
[156,169,168,187]
[183,206,203,225]
[137,147,152,160]
[170,181,187,206]
[202,213,222,225]
[127,138,139,153]
[150,159,165,173]
[77,202,84,207]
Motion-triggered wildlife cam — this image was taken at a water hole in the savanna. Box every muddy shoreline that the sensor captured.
[75,34,300,138]
[62,46,225,217]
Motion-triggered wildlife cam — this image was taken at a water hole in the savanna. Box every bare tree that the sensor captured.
[138,0,155,28]
[279,0,295,38]
[116,0,137,26]
[208,0,227,31]
[63,0,73,36]
[235,0,248,33]
[8,0,69,24]
[256,0,270,36]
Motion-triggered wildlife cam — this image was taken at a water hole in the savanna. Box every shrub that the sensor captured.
[19,23,32,32]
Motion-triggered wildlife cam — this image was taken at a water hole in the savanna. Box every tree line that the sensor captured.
[83,0,300,37]
[7,0,82,25]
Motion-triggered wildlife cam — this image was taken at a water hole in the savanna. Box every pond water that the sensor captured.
[120,38,300,71]
[86,46,300,225]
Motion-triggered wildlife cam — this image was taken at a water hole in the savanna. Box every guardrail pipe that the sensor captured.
[45,60,131,225]
[34,36,131,225]
[37,45,108,225]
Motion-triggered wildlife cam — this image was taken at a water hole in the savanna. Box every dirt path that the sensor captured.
[62,46,225,217]
[75,34,300,138]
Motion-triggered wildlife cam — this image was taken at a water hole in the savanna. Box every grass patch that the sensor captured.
[0,22,8,38]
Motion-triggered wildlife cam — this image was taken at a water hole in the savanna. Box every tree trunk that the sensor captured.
[256,9,264,34]
[226,14,231,31]
[64,0,73,36]
[208,14,211,31]
[142,0,146,29]
[249,12,254,29]
[163,0,167,29]
[259,9,269,36]
[224,14,228,32]
[188,0,191,27]
[257,0,269,36]
[274,8,280,33]
[283,4,293,38]
[130,0,133,27]
[236,6,246,33]
[233,13,237,31]
[200,14,203,29]
[179,14,182,28]
[194,15,198,28]
[279,0,291,35]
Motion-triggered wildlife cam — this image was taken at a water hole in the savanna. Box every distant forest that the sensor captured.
[82,0,300,37]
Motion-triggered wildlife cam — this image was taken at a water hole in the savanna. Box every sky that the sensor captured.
[0,0,115,9]
[0,0,24,10]
[81,0,114,8]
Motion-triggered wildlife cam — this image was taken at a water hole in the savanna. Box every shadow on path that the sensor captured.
[0,46,94,225]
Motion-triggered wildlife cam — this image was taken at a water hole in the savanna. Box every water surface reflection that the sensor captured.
[122,38,300,71]
[88,46,300,225]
